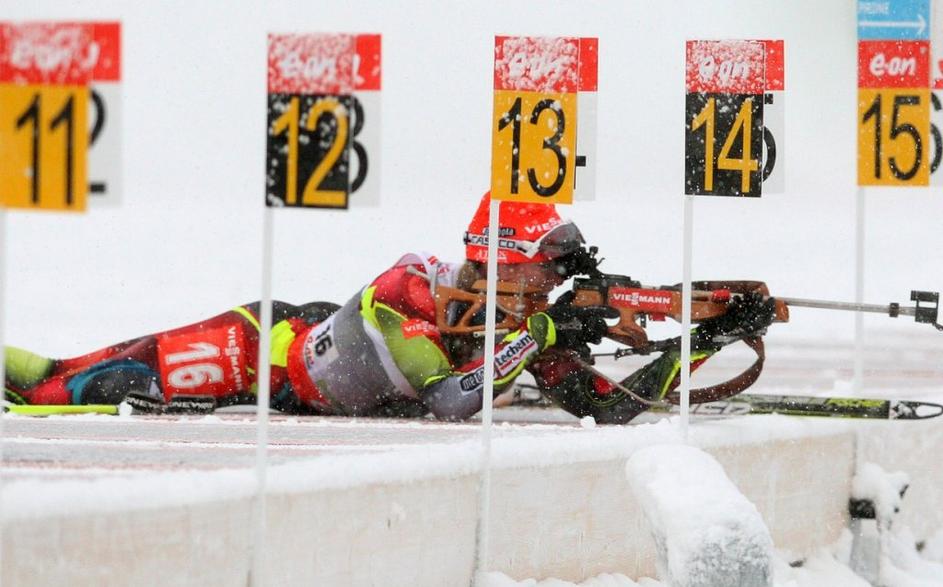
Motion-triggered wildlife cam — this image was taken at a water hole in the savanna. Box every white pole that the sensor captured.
[251,206,274,587]
[473,197,500,584]
[0,207,7,579]
[680,194,694,442]
[854,187,865,394]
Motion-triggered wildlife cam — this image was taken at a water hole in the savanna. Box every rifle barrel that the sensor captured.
[777,297,914,317]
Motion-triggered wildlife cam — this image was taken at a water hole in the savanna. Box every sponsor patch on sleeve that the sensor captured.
[401,318,439,340]
[494,332,538,378]
[459,369,485,395]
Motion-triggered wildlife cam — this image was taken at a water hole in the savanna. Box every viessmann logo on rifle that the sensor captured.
[608,287,674,313]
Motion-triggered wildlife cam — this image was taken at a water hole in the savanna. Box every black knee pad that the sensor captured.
[67,359,162,405]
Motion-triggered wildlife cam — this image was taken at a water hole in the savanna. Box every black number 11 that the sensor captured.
[15,93,77,206]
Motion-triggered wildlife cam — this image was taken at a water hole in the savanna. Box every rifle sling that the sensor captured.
[665,336,765,405]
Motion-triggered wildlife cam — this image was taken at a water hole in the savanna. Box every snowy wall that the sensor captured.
[2,420,857,586]
[858,419,943,541]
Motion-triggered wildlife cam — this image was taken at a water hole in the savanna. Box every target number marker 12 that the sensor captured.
[266,33,381,209]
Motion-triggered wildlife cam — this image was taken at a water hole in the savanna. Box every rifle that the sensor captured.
[565,247,941,403]
[430,246,942,348]
[573,274,942,358]
[430,246,942,405]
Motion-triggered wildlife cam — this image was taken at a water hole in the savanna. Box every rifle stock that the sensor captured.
[571,275,790,350]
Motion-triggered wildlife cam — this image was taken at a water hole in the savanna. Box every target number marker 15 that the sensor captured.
[857,40,932,186]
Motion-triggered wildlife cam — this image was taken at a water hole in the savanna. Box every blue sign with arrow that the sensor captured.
[858,0,930,40]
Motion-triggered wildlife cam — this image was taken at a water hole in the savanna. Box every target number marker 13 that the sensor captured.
[491,36,596,205]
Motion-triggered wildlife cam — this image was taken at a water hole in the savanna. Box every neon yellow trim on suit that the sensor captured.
[660,350,711,399]
[232,306,261,331]
[231,306,295,368]
[4,346,53,389]
[543,315,557,348]
[269,320,296,368]
[360,286,453,392]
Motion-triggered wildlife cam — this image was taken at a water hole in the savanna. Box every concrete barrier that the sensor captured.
[2,417,870,586]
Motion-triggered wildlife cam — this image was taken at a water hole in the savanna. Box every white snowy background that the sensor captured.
[4,0,940,358]
[2,1,943,586]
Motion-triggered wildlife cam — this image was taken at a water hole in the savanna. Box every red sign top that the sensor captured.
[858,40,929,88]
[494,35,581,93]
[0,22,97,85]
[87,22,120,82]
[268,33,381,94]
[762,39,784,91]
[685,40,766,94]
[578,37,598,92]
[355,34,381,91]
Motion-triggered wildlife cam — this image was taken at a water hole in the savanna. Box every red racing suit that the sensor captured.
[4,252,558,420]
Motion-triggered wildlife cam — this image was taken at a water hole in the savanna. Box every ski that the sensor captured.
[658,394,943,420]
[509,384,943,420]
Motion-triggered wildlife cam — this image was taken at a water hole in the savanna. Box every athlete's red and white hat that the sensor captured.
[464,192,584,264]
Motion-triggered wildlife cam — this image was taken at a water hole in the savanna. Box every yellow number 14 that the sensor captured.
[691,97,758,194]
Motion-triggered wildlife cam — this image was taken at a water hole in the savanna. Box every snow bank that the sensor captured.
[626,444,773,587]
[2,417,859,585]
[1,415,845,521]
[482,571,657,586]
[482,543,936,587]
[851,462,909,523]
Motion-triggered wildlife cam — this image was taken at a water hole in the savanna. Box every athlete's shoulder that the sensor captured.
[369,252,461,320]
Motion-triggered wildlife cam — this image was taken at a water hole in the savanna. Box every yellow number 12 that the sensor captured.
[272,96,348,207]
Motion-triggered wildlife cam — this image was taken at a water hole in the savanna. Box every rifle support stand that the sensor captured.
[848,467,910,585]
[911,290,943,331]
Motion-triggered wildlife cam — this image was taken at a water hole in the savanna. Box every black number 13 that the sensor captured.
[498,97,567,197]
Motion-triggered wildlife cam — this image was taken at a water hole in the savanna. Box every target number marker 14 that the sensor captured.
[685,40,775,198]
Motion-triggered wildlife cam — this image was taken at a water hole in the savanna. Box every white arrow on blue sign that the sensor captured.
[858,0,930,40]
